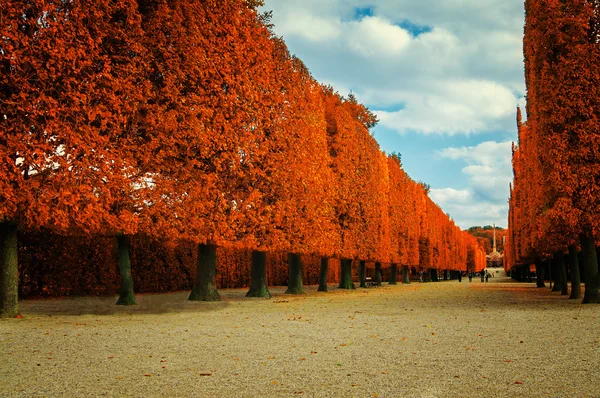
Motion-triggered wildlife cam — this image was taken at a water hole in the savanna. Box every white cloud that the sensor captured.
[262,0,525,136]
[433,141,513,227]
[275,11,341,42]
[429,187,507,228]
[438,141,512,166]
[347,16,411,56]
[375,80,519,135]
[429,188,471,203]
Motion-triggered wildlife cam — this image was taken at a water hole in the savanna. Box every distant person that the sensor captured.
[480,272,484,282]
[458,272,462,282]
[468,272,473,282]
[485,270,489,282]
[419,269,424,283]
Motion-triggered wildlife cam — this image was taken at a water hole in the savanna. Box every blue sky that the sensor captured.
[261,0,526,228]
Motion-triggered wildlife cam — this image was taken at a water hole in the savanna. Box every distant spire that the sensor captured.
[493,223,496,252]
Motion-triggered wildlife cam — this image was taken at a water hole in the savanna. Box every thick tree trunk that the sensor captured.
[568,245,581,300]
[389,263,397,285]
[0,222,19,318]
[402,265,410,284]
[339,259,355,289]
[551,256,562,292]
[431,268,438,282]
[358,260,366,288]
[581,234,599,304]
[318,257,329,292]
[189,243,220,301]
[536,260,546,288]
[246,251,271,298]
[375,262,382,286]
[285,253,305,294]
[116,234,137,305]
[559,254,568,295]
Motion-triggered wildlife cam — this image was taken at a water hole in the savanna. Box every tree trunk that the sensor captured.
[246,251,271,298]
[116,234,137,305]
[389,263,397,285]
[285,253,305,294]
[0,222,19,318]
[189,243,220,301]
[402,265,410,284]
[375,262,382,286]
[339,259,355,289]
[559,254,568,295]
[536,260,546,288]
[581,234,599,304]
[551,256,562,292]
[568,245,581,300]
[431,268,438,282]
[358,260,366,288]
[318,257,329,292]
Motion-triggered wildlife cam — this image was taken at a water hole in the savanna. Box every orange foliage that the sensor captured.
[508,0,600,269]
[1,0,485,296]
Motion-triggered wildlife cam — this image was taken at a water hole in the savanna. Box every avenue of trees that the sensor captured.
[0,0,485,317]
[506,0,600,303]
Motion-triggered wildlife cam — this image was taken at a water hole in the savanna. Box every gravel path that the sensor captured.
[1,278,599,397]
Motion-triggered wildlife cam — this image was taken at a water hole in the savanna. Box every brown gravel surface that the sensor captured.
[1,277,599,397]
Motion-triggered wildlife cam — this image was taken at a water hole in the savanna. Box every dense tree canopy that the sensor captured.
[507,0,600,303]
[0,0,486,314]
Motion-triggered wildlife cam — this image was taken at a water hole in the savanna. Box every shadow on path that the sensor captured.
[18,290,230,316]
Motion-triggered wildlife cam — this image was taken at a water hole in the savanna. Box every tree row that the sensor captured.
[506,0,600,303]
[0,0,485,317]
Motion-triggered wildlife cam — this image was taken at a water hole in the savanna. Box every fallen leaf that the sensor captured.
[199,373,212,376]
[515,380,523,385]
[144,373,152,377]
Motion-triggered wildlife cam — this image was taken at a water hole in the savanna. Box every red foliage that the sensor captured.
[508,0,600,268]
[2,1,485,297]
